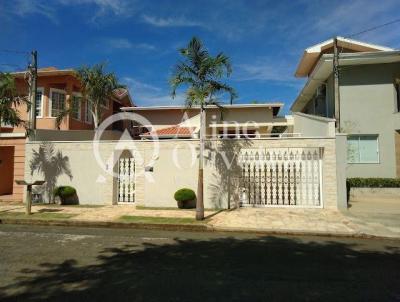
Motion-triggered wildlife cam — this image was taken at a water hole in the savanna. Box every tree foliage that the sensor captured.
[170,37,236,107]
[0,72,28,132]
[75,63,124,128]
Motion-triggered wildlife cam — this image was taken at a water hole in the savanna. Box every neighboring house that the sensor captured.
[121,103,293,139]
[0,67,133,201]
[291,37,400,178]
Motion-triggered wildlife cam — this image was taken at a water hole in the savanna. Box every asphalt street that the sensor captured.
[0,224,399,301]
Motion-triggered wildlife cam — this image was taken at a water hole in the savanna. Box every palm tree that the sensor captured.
[30,142,72,203]
[170,37,237,220]
[0,72,27,133]
[55,108,75,130]
[75,63,125,129]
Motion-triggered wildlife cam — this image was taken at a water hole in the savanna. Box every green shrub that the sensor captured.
[53,186,76,198]
[174,188,196,202]
[347,178,400,188]
[53,187,61,197]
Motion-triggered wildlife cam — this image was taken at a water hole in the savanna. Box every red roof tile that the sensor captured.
[113,88,128,99]
[142,126,196,137]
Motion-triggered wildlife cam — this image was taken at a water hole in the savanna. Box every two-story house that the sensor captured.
[291,37,400,178]
[0,67,133,201]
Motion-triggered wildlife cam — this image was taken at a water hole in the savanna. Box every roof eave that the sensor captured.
[121,103,284,111]
[291,51,400,112]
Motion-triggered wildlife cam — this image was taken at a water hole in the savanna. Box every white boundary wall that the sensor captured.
[25,137,340,210]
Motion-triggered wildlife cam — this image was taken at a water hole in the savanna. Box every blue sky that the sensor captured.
[1,0,400,114]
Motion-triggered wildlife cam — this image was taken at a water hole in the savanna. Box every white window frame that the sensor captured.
[71,92,82,121]
[48,88,66,118]
[84,100,93,124]
[35,87,44,118]
[347,134,380,164]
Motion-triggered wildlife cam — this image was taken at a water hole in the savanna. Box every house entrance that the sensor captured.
[118,156,135,203]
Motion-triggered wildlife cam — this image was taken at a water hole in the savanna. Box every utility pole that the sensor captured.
[333,37,341,131]
[28,50,38,134]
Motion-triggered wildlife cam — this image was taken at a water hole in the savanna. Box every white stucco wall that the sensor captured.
[25,137,340,210]
[293,112,336,137]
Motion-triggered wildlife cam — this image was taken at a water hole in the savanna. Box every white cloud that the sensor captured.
[123,77,161,92]
[286,0,399,46]
[142,14,205,28]
[123,77,185,106]
[65,0,136,22]
[6,0,136,23]
[235,58,294,82]
[11,0,58,23]
[101,38,156,51]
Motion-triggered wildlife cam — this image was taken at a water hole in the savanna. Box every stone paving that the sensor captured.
[0,202,399,238]
[0,203,216,221]
[209,208,357,235]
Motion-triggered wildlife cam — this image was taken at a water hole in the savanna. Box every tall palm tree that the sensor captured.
[75,63,125,129]
[170,37,237,220]
[0,72,27,133]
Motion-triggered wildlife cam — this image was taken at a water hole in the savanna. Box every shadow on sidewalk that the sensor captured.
[1,235,399,301]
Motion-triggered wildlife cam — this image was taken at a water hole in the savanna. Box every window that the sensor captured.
[347,135,379,163]
[395,80,400,112]
[35,88,43,117]
[84,100,93,124]
[71,94,82,120]
[50,89,66,117]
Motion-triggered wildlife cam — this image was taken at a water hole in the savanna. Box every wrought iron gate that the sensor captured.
[118,157,135,203]
[239,148,322,207]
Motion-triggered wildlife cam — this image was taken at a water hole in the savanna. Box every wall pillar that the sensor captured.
[335,134,348,209]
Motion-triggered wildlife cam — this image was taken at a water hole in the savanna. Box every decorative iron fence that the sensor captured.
[238,148,323,207]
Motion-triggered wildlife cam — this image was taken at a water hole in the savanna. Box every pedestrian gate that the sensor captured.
[118,157,135,203]
[239,148,322,207]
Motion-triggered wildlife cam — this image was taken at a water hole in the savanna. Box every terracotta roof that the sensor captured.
[38,67,58,71]
[113,88,128,99]
[141,126,196,137]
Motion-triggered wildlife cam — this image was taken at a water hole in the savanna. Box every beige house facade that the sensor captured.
[121,103,293,139]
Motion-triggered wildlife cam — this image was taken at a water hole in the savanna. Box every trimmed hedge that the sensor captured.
[174,188,196,202]
[347,178,400,188]
[53,186,77,198]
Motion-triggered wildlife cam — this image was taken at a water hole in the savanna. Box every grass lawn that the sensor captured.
[0,212,76,220]
[118,215,205,225]
[33,203,104,208]
[135,205,221,212]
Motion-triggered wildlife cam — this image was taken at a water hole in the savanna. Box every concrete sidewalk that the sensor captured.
[210,207,400,238]
[0,202,399,239]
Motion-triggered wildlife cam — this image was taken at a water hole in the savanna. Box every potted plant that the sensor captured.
[174,188,196,209]
[53,186,78,205]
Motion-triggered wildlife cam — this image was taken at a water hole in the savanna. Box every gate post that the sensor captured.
[335,134,348,209]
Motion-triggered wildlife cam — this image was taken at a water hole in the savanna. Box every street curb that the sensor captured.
[207,226,400,240]
[1,218,399,240]
[0,218,209,232]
